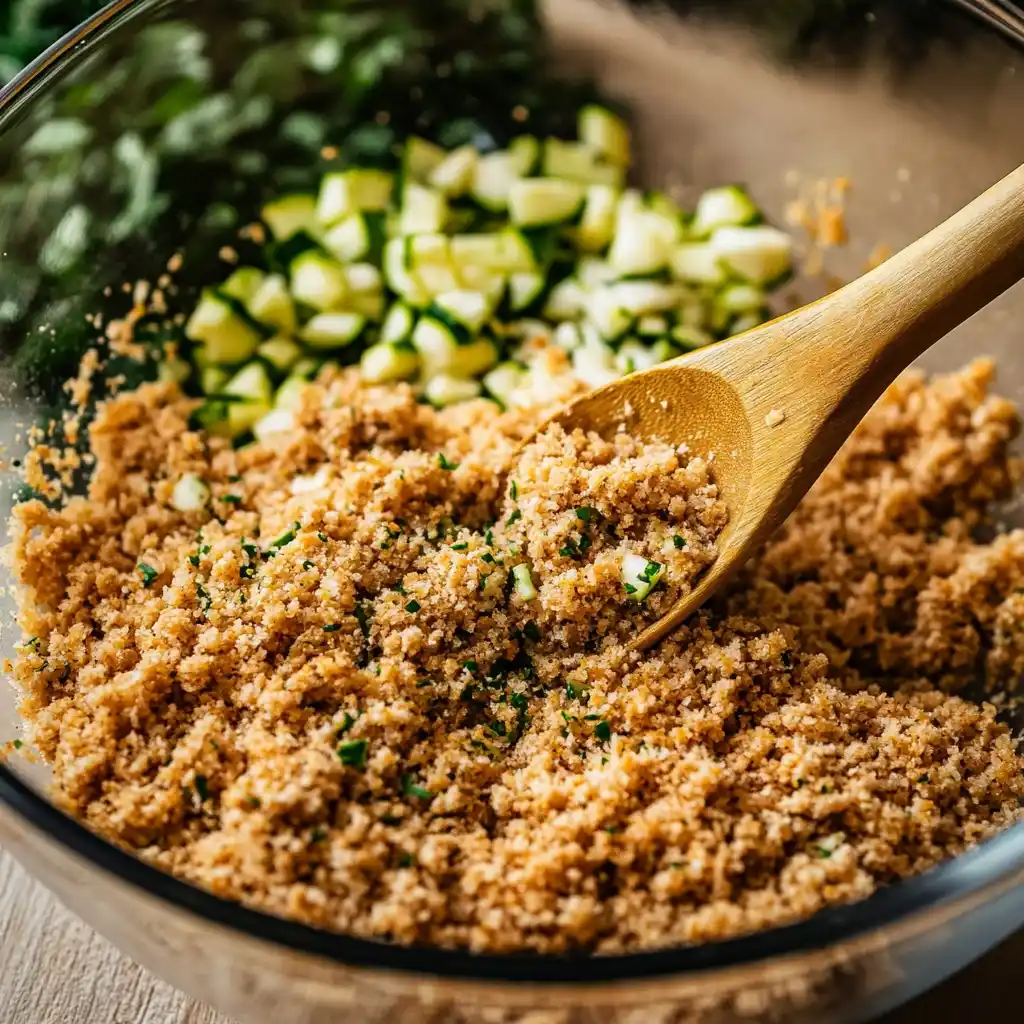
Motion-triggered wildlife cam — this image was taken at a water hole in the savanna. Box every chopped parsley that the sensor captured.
[269,521,301,550]
[817,847,833,859]
[317,532,328,542]
[405,599,421,613]
[310,827,328,844]
[624,583,638,595]
[354,602,371,637]
[397,852,414,868]
[487,720,507,737]
[220,493,243,505]
[401,773,432,800]
[323,623,342,632]
[505,507,522,526]
[451,541,468,551]
[12,739,23,750]
[244,796,261,809]
[302,559,315,570]
[594,720,611,742]
[462,660,478,673]
[195,581,211,612]
[523,620,541,643]
[673,535,686,549]
[575,506,597,522]
[437,453,459,471]
[337,712,356,736]
[193,774,209,802]
[509,480,518,500]
[137,562,160,587]
[241,539,261,560]
[188,553,200,567]
[566,681,580,700]
[338,738,369,768]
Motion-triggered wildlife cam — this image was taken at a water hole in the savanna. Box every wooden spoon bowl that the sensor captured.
[538,163,1024,649]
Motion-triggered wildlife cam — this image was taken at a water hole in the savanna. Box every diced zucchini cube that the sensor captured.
[262,194,317,240]
[578,105,631,167]
[185,292,261,365]
[300,312,367,349]
[360,341,420,383]
[248,273,296,333]
[290,252,348,311]
[316,168,394,227]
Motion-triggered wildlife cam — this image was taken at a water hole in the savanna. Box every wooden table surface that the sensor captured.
[0,847,1020,1024]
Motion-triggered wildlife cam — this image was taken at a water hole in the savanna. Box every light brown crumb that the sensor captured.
[765,408,786,428]
[9,360,1024,956]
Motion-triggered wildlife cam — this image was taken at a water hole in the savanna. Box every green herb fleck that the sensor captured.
[624,583,638,595]
[337,712,356,736]
[137,562,160,587]
[302,559,315,570]
[575,506,597,522]
[594,720,611,742]
[451,541,468,551]
[437,453,459,471]
[505,507,522,526]
[566,682,579,700]
[338,739,369,768]
[405,599,421,613]
[12,739,23,750]
[188,554,200,567]
[194,775,209,802]
[488,720,507,737]
[402,773,432,800]
[323,624,341,633]
[221,493,242,505]
[462,660,478,673]
[354,603,371,637]
[310,827,328,844]
[398,852,414,868]
[673,535,686,549]
[509,480,518,500]
[523,620,541,643]
[269,521,301,550]
[244,796,261,809]
[317,532,328,542]
[817,847,833,859]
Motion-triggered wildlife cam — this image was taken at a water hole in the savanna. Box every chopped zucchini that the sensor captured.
[380,302,416,345]
[220,267,265,305]
[621,553,664,602]
[429,146,478,197]
[508,179,585,228]
[671,242,728,286]
[483,361,526,406]
[470,150,521,212]
[248,274,296,333]
[404,136,446,182]
[450,231,535,274]
[572,342,620,388]
[399,182,449,235]
[221,362,274,437]
[578,105,631,167]
[511,563,537,601]
[290,251,348,311]
[432,289,494,334]
[275,375,309,412]
[301,312,367,349]
[158,357,191,386]
[608,208,673,276]
[361,341,420,383]
[508,135,541,176]
[201,366,230,394]
[316,168,394,226]
[543,278,587,321]
[575,185,619,252]
[710,225,793,286]
[185,292,261,365]
[691,185,760,238]
[171,473,210,512]
[424,373,482,407]
[254,408,297,442]
[671,325,715,351]
[412,318,498,377]
[323,213,378,263]
[507,273,547,314]
[542,138,622,187]
[258,337,302,373]
[383,238,431,306]
[262,194,317,240]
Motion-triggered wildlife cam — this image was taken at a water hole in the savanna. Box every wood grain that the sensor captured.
[548,162,1024,648]
[0,849,229,1024]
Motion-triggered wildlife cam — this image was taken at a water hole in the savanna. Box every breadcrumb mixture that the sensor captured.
[10,359,1024,955]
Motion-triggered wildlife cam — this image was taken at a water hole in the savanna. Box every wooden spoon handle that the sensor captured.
[776,162,1024,438]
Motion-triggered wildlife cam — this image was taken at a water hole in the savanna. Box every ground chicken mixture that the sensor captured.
[9,358,1024,954]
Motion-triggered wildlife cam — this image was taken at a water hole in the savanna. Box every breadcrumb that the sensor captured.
[9,359,1024,955]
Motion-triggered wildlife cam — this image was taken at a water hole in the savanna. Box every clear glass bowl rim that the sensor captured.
[0,0,1022,986]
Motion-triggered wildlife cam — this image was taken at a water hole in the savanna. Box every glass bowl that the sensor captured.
[1,1,1023,1021]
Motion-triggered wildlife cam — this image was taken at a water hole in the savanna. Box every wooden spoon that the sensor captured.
[537,163,1024,650]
